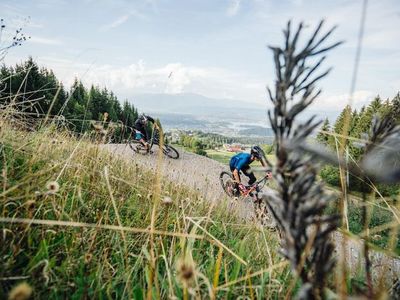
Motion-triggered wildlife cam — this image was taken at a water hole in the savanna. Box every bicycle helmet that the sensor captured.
[140,114,148,123]
[250,145,265,159]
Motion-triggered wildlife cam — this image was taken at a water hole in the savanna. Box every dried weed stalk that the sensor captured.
[263,20,400,299]
[262,20,342,299]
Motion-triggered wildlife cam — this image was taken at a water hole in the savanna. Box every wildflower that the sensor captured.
[8,282,32,300]
[45,181,59,195]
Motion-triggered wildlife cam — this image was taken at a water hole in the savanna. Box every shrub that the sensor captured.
[320,165,341,186]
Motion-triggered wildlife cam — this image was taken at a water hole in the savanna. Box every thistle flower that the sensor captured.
[8,282,32,300]
[45,181,59,195]
[162,196,173,205]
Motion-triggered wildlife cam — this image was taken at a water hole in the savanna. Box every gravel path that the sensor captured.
[106,144,399,285]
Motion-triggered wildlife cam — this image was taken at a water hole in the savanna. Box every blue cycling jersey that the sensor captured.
[229,153,252,171]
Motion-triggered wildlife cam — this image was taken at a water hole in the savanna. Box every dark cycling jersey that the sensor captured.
[134,115,155,140]
[229,153,252,171]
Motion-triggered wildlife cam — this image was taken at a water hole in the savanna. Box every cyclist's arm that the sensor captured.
[233,159,247,183]
[260,158,273,178]
[146,115,155,123]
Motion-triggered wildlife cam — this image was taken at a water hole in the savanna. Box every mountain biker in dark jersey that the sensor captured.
[229,145,272,194]
[133,114,158,153]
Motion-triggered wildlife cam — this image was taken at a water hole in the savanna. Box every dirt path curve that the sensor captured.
[107,143,227,201]
[106,144,261,221]
[106,144,399,285]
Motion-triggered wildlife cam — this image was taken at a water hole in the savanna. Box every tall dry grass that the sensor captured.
[0,120,290,299]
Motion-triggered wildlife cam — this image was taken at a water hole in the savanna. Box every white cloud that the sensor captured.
[102,14,131,30]
[101,9,148,31]
[227,0,241,17]
[29,36,63,46]
[313,90,375,111]
[28,57,267,103]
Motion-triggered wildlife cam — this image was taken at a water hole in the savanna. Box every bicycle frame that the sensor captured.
[239,175,269,200]
[149,124,163,149]
[130,124,160,150]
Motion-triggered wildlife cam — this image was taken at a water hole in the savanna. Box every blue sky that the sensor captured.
[1,0,399,115]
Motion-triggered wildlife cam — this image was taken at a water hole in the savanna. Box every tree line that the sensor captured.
[316,94,400,196]
[0,58,139,140]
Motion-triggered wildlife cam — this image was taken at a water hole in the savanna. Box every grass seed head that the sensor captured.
[8,282,32,300]
[24,200,35,209]
[177,258,195,285]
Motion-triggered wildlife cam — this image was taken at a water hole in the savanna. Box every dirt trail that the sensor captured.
[106,144,399,284]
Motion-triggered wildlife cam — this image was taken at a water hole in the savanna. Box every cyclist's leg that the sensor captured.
[133,131,148,151]
[243,166,256,185]
[230,166,241,196]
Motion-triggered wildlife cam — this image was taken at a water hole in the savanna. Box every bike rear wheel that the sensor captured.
[162,145,179,159]
[219,171,237,197]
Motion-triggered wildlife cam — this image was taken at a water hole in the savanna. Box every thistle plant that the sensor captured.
[262,20,342,299]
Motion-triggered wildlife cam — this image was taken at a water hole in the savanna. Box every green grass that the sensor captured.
[0,124,289,299]
[205,149,232,165]
[206,149,275,167]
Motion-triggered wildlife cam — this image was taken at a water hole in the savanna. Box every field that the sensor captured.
[205,149,234,165]
[206,149,275,167]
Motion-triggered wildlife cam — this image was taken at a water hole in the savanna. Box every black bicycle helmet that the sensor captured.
[140,114,148,123]
[250,145,265,159]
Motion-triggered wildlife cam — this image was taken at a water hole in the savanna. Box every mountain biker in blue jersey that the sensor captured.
[229,145,272,195]
[133,114,158,153]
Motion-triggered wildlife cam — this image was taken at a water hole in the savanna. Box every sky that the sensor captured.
[1,0,399,117]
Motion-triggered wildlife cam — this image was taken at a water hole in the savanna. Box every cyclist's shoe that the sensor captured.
[232,183,241,196]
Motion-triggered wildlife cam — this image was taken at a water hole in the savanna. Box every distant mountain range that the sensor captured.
[129,92,332,137]
[130,93,273,137]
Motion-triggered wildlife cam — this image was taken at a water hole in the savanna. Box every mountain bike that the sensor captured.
[219,171,275,227]
[127,126,179,159]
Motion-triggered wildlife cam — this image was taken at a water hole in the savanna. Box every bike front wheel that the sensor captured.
[219,171,237,197]
[128,141,140,153]
[161,144,179,159]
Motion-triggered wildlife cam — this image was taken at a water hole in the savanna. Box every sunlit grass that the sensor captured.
[0,122,289,299]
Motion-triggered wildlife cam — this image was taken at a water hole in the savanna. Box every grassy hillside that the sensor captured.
[0,123,291,299]
[206,149,275,166]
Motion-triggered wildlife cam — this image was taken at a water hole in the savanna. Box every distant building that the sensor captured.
[223,143,245,152]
